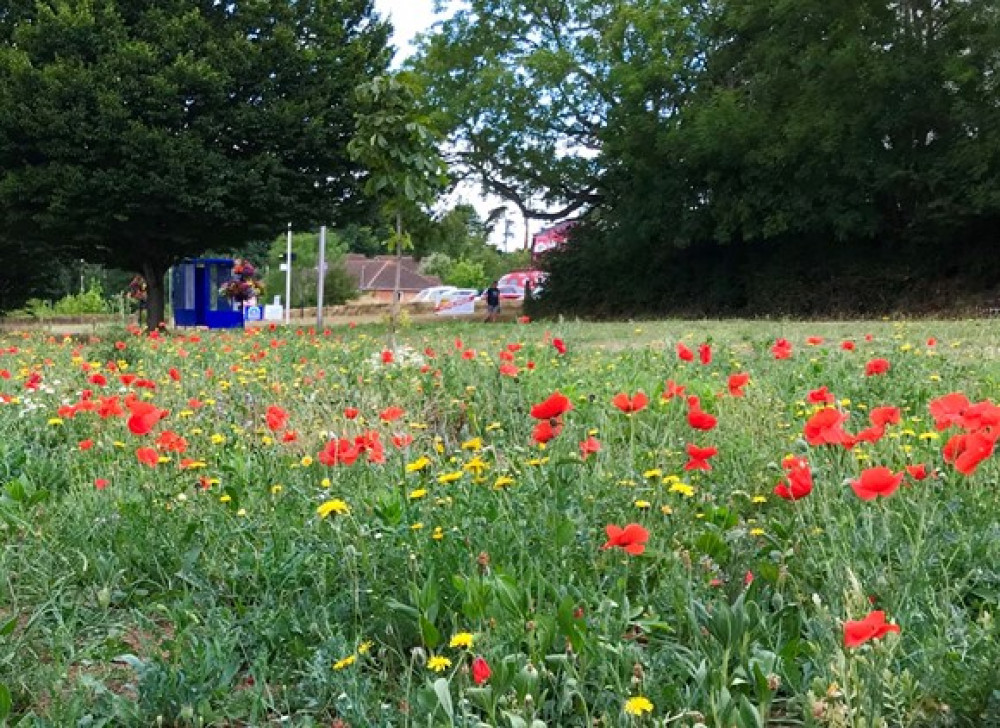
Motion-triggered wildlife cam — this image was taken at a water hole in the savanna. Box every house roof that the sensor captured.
[344,254,442,292]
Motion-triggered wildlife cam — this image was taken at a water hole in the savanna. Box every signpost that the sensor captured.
[317,226,326,328]
[284,223,293,324]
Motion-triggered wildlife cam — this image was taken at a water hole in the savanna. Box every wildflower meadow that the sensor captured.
[1,319,998,727]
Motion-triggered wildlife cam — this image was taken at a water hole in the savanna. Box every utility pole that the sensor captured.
[316,226,326,328]
[284,223,292,324]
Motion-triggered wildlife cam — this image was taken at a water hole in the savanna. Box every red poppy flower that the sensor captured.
[89,373,107,386]
[579,436,601,459]
[662,379,686,401]
[499,363,519,377]
[927,337,937,347]
[602,523,650,555]
[774,455,812,500]
[864,358,890,376]
[727,373,750,397]
[771,338,793,359]
[379,406,405,423]
[806,336,824,346]
[344,407,359,420]
[462,349,476,360]
[850,466,903,500]
[612,391,649,414]
[684,443,718,471]
[929,392,970,430]
[687,408,718,432]
[843,610,900,648]
[530,392,573,420]
[78,439,94,451]
[532,419,562,444]
[318,437,361,466]
[94,478,109,490]
[136,447,159,468]
[676,342,694,362]
[392,433,414,449]
[841,340,856,351]
[905,463,929,481]
[807,386,836,404]
[852,425,885,445]
[698,343,712,365]
[869,406,901,428]
[381,349,394,364]
[517,315,531,324]
[553,338,567,355]
[355,430,386,464]
[959,400,1000,431]
[126,400,167,436]
[943,431,995,476]
[804,408,850,446]
[472,656,491,685]
[168,367,181,382]
[156,430,188,453]
[266,405,289,432]
[282,430,299,443]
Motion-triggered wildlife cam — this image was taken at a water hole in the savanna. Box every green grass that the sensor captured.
[1,318,999,726]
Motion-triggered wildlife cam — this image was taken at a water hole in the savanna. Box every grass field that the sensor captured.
[1,318,999,726]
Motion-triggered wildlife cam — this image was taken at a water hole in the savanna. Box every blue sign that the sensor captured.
[244,305,263,322]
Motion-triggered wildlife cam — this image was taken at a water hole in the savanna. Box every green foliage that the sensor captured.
[262,232,357,309]
[0,0,391,327]
[443,259,487,289]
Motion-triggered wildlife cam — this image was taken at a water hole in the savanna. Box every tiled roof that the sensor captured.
[344,254,441,292]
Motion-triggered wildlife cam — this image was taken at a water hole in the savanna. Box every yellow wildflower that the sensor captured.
[669,482,695,497]
[493,475,515,489]
[406,456,431,473]
[408,488,428,500]
[624,696,654,716]
[427,655,452,672]
[461,437,482,451]
[333,654,357,670]
[317,499,350,518]
[449,632,474,649]
[634,500,652,509]
[437,471,463,484]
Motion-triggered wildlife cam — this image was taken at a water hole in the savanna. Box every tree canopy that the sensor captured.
[418,0,1000,317]
[0,0,391,326]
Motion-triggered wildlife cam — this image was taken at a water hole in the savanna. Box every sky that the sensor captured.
[371,0,541,252]
[374,0,441,62]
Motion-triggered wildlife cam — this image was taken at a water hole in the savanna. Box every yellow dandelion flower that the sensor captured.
[624,696,654,716]
[300,455,314,467]
[236,508,247,517]
[409,488,428,500]
[660,505,673,515]
[669,482,695,497]
[485,422,502,431]
[750,528,765,536]
[358,641,374,655]
[527,457,549,466]
[219,494,232,503]
[642,468,662,479]
[210,434,226,445]
[448,632,474,649]
[437,471,463,484]
[493,475,515,489]
[317,499,350,518]
[333,654,357,670]
[427,655,452,672]
[271,485,283,495]
[47,418,63,426]
[461,437,482,451]
[321,477,331,488]
[431,526,444,541]
[463,457,487,474]
[929,374,941,382]
[406,456,432,473]
[634,499,652,509]
[261,435,273,446]
[752,495,767,504]
[411,522,424,530]
[918,432,939,441]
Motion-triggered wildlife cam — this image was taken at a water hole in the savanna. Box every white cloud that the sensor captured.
[374,0,440,61]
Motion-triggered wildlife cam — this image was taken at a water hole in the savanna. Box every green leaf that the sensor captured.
[432,677,453,721]
[0,682,12,721]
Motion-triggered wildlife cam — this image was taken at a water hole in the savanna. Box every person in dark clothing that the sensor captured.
[485,281,501,322]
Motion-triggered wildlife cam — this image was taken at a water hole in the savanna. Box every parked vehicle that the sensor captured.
[480,285,525,302]
[438,288,479,306]
[412,286,457,305]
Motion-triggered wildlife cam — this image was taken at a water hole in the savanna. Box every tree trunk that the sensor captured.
[142,260,167,332]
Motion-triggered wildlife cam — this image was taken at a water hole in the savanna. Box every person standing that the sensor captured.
[485,281,501,323]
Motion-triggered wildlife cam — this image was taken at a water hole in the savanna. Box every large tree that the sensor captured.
[0,0,390,328]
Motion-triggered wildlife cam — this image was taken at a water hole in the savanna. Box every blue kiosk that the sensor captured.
[171,258,245,329]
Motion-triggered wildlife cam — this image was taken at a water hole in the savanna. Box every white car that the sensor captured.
[412,286,457,305]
